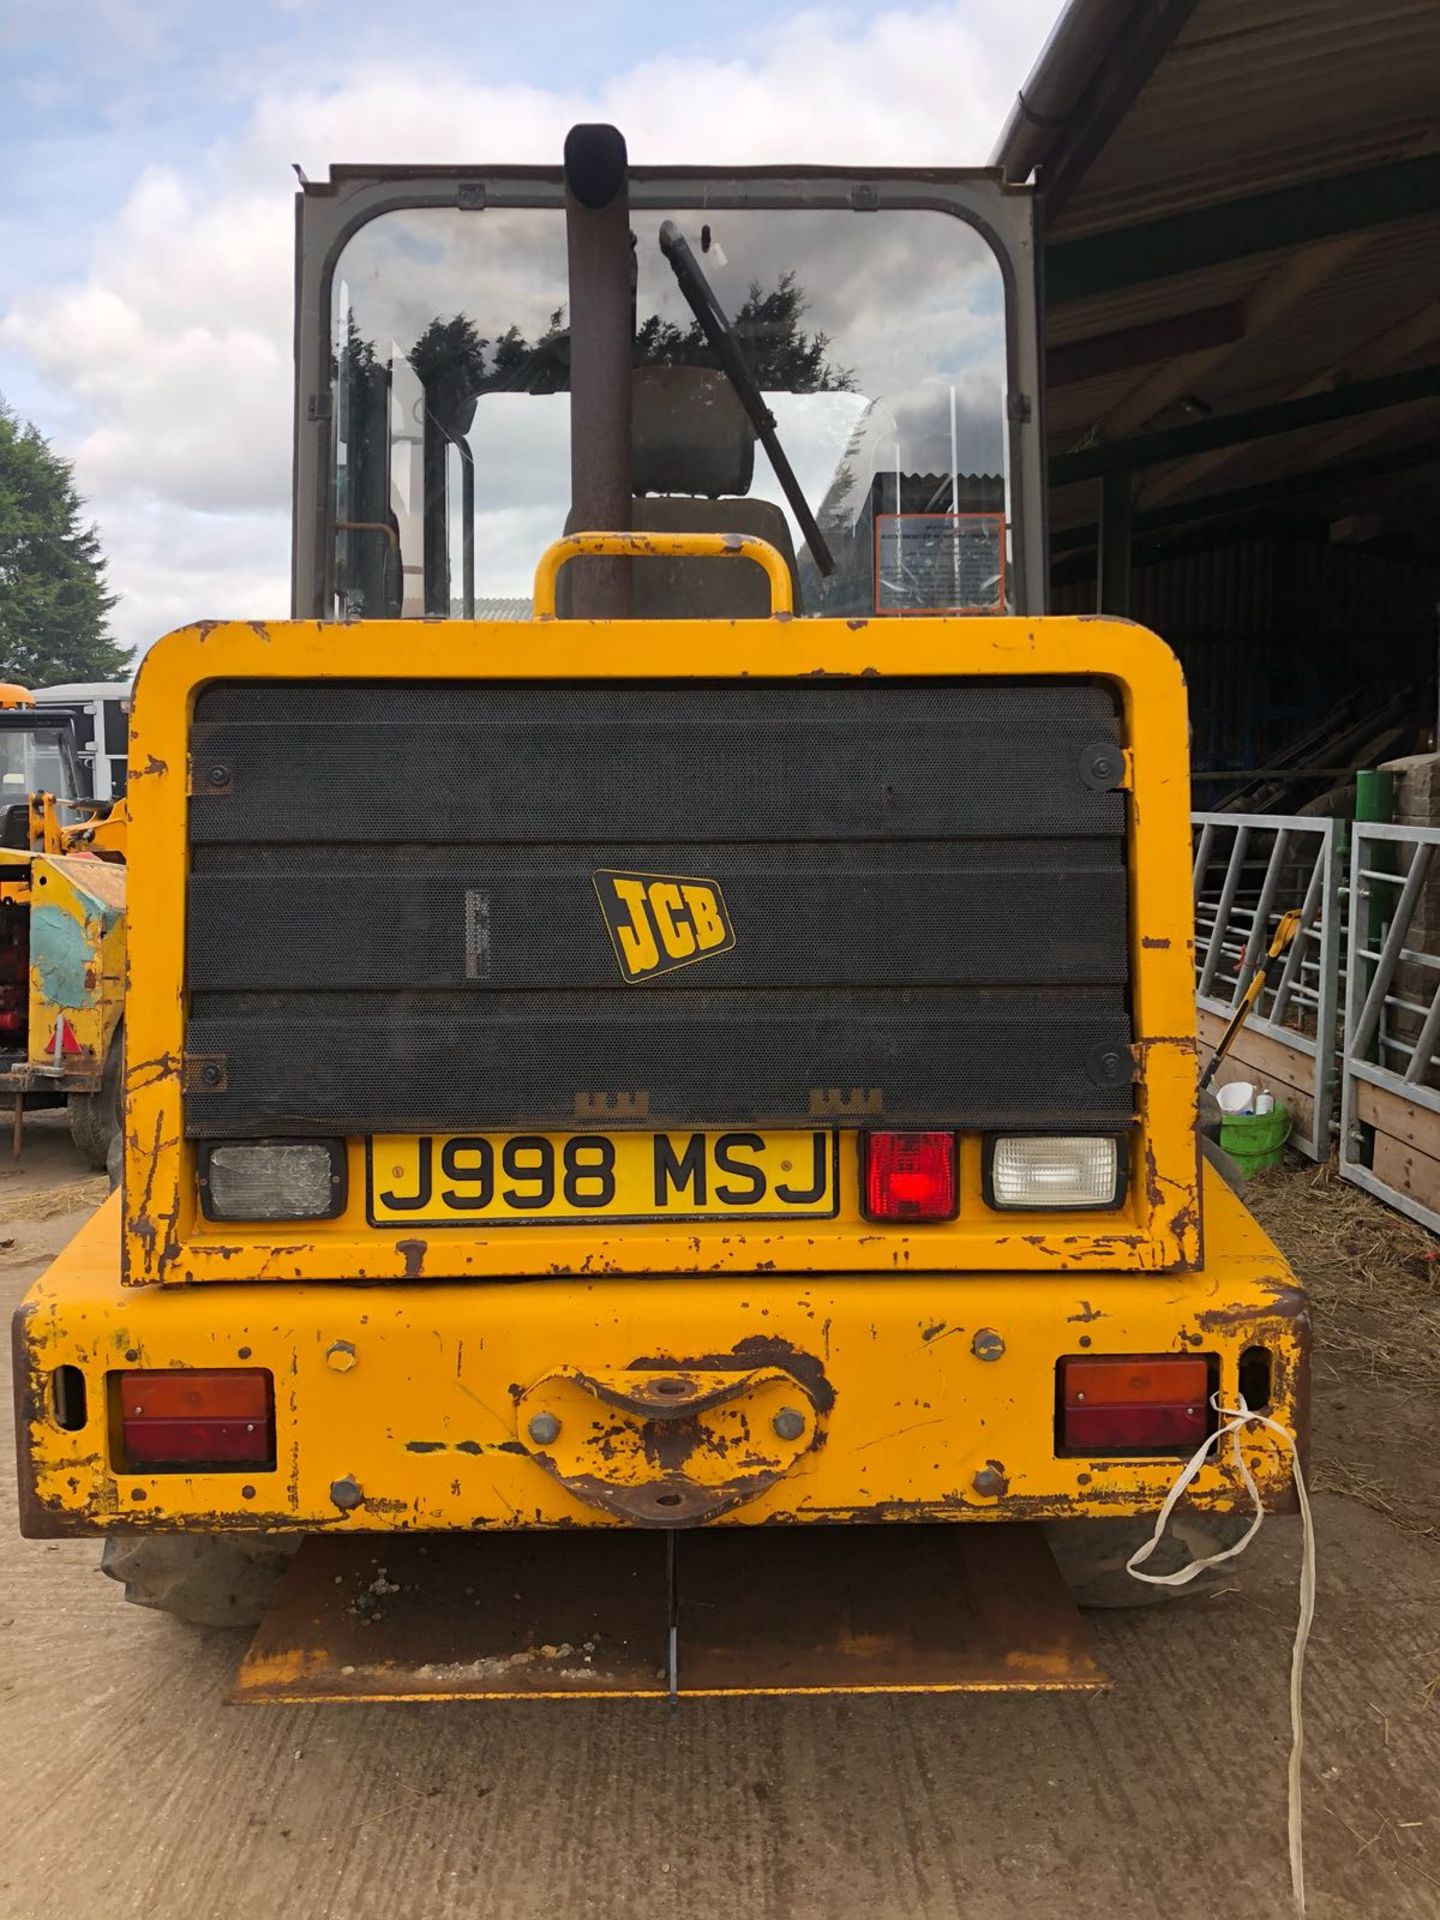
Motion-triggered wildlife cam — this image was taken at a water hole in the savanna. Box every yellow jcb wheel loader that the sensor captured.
[12,125,1308,1699]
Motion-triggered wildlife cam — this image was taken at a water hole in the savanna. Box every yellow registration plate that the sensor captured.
[366,1130,839,1227]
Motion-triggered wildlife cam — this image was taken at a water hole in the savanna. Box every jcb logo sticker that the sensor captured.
[594,870,735,981]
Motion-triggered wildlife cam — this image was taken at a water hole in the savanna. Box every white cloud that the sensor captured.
[4,1,1054,653]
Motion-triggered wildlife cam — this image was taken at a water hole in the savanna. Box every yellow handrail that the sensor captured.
[532,531,794,619]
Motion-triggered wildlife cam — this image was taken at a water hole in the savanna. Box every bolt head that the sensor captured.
[971,1463,1009,1499]
[329,1475,363,1512]
[971,1328,1005,1362]
[527,1411,561,1447]
[326,1340,357,1373]
[772,1406,806,1442]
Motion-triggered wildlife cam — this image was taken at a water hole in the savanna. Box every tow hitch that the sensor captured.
[515,1365,821,1526]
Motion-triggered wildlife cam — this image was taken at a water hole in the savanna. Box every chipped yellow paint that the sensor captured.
[15,1171,1306,1537]
[24,853,125,1072]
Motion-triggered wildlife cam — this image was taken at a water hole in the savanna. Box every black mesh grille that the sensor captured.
[185,679,1132,1137]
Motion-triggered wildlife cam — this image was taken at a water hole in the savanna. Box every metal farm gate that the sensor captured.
[1192,811,1342,1161]
[1193,810,1440,1229]
[1340,822,1440,1232]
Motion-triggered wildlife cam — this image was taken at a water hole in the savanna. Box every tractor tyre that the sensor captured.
[69,1025,123,1171]
[1044,1513,1253,1609]
[100,1534,302,1627]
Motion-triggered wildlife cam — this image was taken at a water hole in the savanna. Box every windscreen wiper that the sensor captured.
[658,220,835,577]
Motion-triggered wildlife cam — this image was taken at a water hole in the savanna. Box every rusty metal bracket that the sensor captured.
[515,1366,821,1527]
[187,756,233,797]
[182,1054,228,1093]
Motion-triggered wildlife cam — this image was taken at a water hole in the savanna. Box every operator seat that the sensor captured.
[562,365,803,618]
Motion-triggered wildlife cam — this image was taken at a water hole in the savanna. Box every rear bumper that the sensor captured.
[0,1066,97,1095]
[14,1177,1308,1537]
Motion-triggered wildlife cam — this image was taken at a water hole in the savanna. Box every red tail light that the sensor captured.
[863,1132,958,1221]
[117,1368,274,1470]
[1059,1355,1209,1453]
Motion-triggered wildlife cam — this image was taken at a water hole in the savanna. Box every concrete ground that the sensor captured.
[2,1122,1437,1920]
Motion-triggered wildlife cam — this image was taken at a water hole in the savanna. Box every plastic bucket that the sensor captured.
[1218,1101,1291,1176]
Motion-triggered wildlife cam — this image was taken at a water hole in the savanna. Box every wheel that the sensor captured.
[100,1534,302,1627]
[1044,1513,1253,1609]
[69,1024,122,1171]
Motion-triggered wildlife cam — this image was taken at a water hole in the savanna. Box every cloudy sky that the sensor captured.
[0,0,1056,657]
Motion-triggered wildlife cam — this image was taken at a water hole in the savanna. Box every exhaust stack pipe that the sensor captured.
[563,123,633,618]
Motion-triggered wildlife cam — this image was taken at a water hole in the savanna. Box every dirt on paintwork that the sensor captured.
[1,1153,1439,1920]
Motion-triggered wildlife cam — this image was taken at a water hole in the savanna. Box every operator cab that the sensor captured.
[0,708,84,849]
[309,152,1041,626]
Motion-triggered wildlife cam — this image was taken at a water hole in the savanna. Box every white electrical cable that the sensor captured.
[1126,1396,1316,1917]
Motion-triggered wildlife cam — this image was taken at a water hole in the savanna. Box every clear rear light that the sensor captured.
[199,1140,345,1220]
[987,1135,1123,1210]
[862,1132,958,1221]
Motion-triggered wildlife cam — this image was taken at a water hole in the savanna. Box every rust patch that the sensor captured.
[809,1086,882,1117]
[1140,935,1171,949]
[1142,1135,1163,1211]
[396,1238,427,1279]
[548,1468,776,1527]
[182,1053,228,1093]
[1169,1198,1201,1247]
[125,1050,182,1095]
[1067,1301,1103,1323]
[627,1333,835,1413]
[129,1109,182,1282]
[1197,1283,1309,1332]
[1130,1034,1199,1061]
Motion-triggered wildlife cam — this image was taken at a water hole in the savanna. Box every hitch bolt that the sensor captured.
[772,1407,806,1442]
[971,1328,1005,1363]
[326,1340,357,1372]
[527,1411,561,1447]
[329,1475,364,1512]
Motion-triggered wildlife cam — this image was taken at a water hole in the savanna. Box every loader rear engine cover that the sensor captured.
[11,137,1310,1700]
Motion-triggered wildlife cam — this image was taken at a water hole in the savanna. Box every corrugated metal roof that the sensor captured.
[1010,0,1440,557]
[1052,0,1439,240]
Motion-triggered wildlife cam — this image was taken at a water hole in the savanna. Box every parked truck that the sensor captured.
[12,127,1308,1699]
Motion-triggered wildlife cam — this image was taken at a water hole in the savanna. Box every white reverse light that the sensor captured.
[988,1136,1122,1210]
[201,1141,344,1221]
